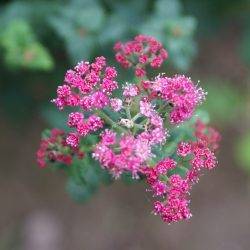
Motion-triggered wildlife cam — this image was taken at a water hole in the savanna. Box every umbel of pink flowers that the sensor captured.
[37,35,220,224]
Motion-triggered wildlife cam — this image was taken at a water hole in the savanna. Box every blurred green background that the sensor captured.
[0,0,249,249]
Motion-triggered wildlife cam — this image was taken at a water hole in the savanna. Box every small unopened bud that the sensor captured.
[119,119,134,128]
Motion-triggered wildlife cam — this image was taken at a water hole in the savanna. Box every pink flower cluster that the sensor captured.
[152,175,191,224]
[52,56,118,111]
[149,75,206,124]
[177,139,218,184]
[93,122,166,179]
[143,123,220,223]
[194,119,221,151]
[37,34,220,224]
[143,159,191,223]
[66,112,103,148]
[36,129,84,168]
[93,130,146,179]
[114,34,168,77]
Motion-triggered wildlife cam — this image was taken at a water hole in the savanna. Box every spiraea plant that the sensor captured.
[37,35,220,224]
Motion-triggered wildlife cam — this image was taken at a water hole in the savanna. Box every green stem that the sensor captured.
[132,113,141,122]
[125,106,132,120]
[134,123,144,129]
[96,110,127,133]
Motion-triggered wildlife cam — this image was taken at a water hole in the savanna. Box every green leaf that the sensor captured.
[139,0,197,71]
[48,2,105,62]
[0,20,54,70]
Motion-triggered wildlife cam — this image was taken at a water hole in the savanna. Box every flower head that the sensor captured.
[114,35,168,77]
[38,34,220,225]
[36,129,84,168]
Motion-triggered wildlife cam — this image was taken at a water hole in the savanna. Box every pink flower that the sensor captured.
[36,128,84,168]
[101,130,116,145]
[194,119,221,151]
[161,198,192,223]
[56,84,71,98]
[74,61,90,75]
[77,122,89,136]
[135,67,146,77]
[93,144,115,167]
[68,112,84,127]
[134,139,152,161]
[140,99,154,117]
[169,175,189,193]
[177,142,192,157]
[87,115,103,131]
[150,56,163,68]
[150,128,167,144]
[101,78,118,94]
[155,158,177,175]
[152,181,167,196]
[152,75,206,124]
[114,34,168,77]
[149,172,192,223]
[139,54,148,64]
[123,84,139,97]
[153,201,164,215]
[105,66,117,79]
[66,132,79,148]
[110,98,122,111]
[52,56,118,111]
[90,91,110,109]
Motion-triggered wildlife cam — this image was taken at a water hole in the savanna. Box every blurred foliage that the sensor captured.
[0,20,54,70]
[182,0,249,34]
[0,0,197,69]
[236,133,250,174]
[182,0,250,66]
[240,28,250,66]
[48,0,105,62]
[201,78,245,125]
[140,0,197,70]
